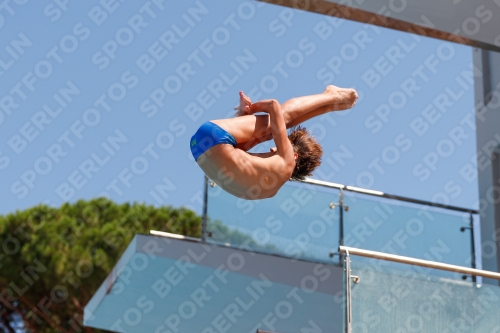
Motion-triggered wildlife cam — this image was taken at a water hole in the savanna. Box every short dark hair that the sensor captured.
[288,126,323,181]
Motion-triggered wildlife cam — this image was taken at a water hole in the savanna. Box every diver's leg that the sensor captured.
[280,85,358,127]
[214,85,357,151]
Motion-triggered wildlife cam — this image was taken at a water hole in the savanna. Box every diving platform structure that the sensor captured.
[84,232,343,333]
[84,178,500,332]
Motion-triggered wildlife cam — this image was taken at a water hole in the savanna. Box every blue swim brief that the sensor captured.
[190,121,237,161]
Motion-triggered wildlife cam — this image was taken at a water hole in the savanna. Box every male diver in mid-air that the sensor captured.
[190,86,358,200]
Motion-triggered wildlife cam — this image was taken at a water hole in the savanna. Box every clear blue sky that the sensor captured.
[0,0,478,216]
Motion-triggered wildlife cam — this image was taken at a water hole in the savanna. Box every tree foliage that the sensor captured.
[0,198,201,333]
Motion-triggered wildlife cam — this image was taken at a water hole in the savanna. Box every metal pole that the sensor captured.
[469,213,477,283]
[300,178,478,215]
[345,250,352,333]
[339,246,500,280]
[201,175,209,243]
[338,188,345,265]
[481,50,492,105]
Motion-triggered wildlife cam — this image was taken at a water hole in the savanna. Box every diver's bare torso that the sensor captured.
[197,144,290,200]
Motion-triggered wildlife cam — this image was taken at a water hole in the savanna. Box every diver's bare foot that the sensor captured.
[324,85,358,111]
[234,91,252,116]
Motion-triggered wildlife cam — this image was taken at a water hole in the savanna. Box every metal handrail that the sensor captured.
[339,246,500,280]
[150,230,200,242]
[301,178,479,214]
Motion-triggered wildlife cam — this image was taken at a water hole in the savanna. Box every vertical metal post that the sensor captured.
[481,50,492,105]
[470,213,477,283]
[344,250,352,333]
[201,175,209,243]
[338,188,345,264]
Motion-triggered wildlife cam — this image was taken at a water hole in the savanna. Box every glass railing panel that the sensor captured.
[343,191,473,277]
[206,180,340,263]
[349,260,500,333]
